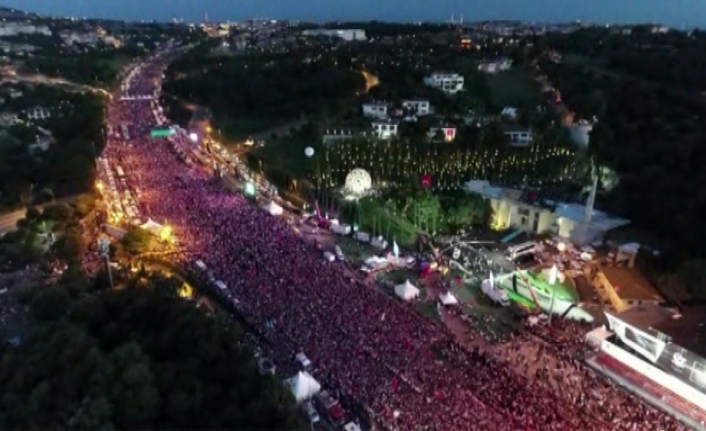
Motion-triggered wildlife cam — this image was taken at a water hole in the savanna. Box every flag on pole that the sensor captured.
[393,240,400,258]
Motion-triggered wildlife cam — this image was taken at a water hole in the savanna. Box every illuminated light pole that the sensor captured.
[548,264,558,324]
[97,237,114,289]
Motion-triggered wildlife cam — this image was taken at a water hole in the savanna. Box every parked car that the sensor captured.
[303,401,320,424]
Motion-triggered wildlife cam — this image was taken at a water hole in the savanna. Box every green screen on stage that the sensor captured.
[150,128,175,138]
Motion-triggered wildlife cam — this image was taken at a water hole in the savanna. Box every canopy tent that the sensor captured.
[439,291,459,305]
[287,371,321,403]
[140,218,163,236]
[263,201,283,216]
[395,280,420,301]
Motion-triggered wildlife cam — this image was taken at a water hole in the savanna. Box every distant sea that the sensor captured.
[3,0,705,29]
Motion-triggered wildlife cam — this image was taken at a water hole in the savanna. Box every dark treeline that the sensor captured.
[541,28,706,259]
[0,274,301,430]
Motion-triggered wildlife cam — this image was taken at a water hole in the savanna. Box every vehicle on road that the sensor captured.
[303,401,320,424]
[295,352,312,370]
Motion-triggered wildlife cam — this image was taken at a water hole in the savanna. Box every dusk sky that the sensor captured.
[2,0,705,28]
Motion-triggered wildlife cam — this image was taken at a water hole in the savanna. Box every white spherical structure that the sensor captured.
[344,169,372,195]
[304,146,315,157]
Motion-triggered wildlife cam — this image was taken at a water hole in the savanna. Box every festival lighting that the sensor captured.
[159,225,173,242]
[189,133,198,143]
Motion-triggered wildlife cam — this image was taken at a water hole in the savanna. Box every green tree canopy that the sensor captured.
[121,227,152,255]
[0,276,301,430]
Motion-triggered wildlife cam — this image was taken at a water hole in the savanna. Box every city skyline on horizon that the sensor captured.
[1,0,704,29]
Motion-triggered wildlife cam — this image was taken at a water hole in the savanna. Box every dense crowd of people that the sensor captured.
[101,53,692,431]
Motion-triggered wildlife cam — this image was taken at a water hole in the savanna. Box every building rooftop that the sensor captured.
[554,203,630,231]
[599,266,664,302]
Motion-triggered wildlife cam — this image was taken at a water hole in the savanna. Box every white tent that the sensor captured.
[140,218,163,236]
[288,371,321,402]
[439,291,459,305]
[395,280,420,301]
[263,201,283,216]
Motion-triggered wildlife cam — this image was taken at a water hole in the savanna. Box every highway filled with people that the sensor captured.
[101,48,692,431]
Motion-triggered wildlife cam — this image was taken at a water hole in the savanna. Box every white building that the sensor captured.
[423,72,464,94]
[371,119,399,139]
[478,58,513,74]
[26,107,50,121]
[0,23,52,37]
[503,126,533,147]
[464,179,629,245]
[428,124,457,142]
[402,99,431,116]
[301,29,366,41]
[362,101,388,119]
[501,106,518,120]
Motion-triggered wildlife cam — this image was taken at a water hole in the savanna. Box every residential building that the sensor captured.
[0,23,52,37]
[401,99,431,116]
[478,58,513,74]
[361,101,388,119]
[26,106,50,121]
[464,179,630,245]
[301,29,366,42]
[28,134,54,154]
[501,106,518,120]
[428,124,457,142]
[371,119,398,139]
[423,72,464,95]
[503,125,533,147]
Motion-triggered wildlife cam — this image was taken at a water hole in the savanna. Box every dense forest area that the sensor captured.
[541,28,706,263]
[162,46,366,139]
[0,274,301,430]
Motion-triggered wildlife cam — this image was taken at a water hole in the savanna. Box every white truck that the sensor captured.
[331,223,351,235]
[353,231,370,242]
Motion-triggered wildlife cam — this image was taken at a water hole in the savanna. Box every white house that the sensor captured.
[428,124,457,142]
[362,101,389,119]
[464,180,630,245]
[503,125,533,147]
[478,58,513,74]
[423,72,464,94]
[371,119,399,139]
[401,99,431,116]
[501,107,518,120]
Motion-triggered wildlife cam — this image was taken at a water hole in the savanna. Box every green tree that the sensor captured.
[121,227,152,255]
[53,227,86,263]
